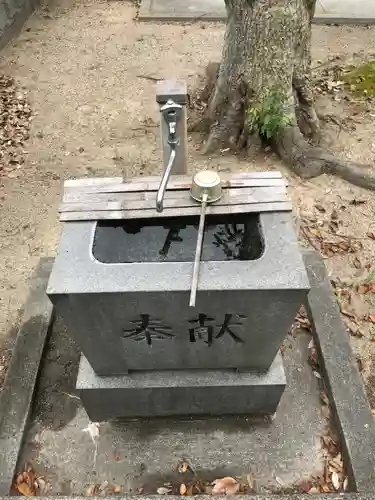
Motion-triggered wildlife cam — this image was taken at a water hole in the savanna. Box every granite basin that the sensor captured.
[47,211,309,375]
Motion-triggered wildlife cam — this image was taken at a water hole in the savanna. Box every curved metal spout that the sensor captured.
[156,146,176,213]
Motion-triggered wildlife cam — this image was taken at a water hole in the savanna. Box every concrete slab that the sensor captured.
[0,258,54,496]
[303,251,375,492]
[18,323,325,495]
[138,0,375,24]
[77,353,286,420]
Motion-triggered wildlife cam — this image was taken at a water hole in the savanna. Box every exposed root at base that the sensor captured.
[275,126,375,190]
[190,63,375,192]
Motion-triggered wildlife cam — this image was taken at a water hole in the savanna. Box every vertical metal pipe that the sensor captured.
[156,80,188,176]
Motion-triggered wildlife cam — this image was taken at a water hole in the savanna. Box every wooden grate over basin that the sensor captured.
[59,171,291,221]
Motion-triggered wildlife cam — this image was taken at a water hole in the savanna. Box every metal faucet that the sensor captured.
[156,99,182,212]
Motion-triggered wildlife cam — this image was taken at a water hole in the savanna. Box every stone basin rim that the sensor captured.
[47,213,310,295]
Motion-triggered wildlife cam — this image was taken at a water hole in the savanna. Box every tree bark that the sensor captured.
[197,0,375,191]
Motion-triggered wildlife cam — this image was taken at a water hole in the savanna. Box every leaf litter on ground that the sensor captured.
[177,460,192,474]
[0,75,32,177]
[85,481,122,496]
[300,210,363,259]
[289,305,312,336]
[211,477,240,495]
[14,463,47,496]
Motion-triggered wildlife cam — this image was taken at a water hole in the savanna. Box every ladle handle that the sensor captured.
[189,192,208,307]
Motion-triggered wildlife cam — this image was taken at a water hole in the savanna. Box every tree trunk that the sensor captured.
[197,0,375,191]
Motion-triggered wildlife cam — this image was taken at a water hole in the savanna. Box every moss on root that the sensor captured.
[342,60,375,97]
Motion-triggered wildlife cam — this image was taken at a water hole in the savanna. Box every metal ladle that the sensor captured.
[189,170,222,307]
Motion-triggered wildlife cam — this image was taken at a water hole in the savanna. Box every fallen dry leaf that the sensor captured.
[321,404,330,419]
[180,484,187,496]
[368,314,375,323]
[334,287,349,296]
[34,477,46,494]
[352,256,362,269]
[85,484,99,497]
[342,315,364,338]
[275,476,284,486]
[314,204,326,213]
[212,477,240,495]
[289,305,312,336]
[14,466,41,497]
[308,487,320,494]
[178,461,190,473]
[349,199,366,206]
[329,460,342,473]
[309,347,319,367]
[343,477,349,491]
[320,392,329,406]
[322,435,338,456]
[338,302,356,321]
[329,453,343,473]
[16,482,35,497]
[298,479,313,493]
[204,484,213,495]
[331,471,341,491]
[186,484,195,496]
[246,473,255,491]
[357,357,364,372]
[85,485,94,496]
[99,480,109,492]
[157,487,171,495]
[106,486,122,494]
[330,209,338,221]
[350,293,369,320]
[367,232,375,241]
[358,285,370,294]
[309,227,323,240]
[348,325,364,338]
[225,484,240,495]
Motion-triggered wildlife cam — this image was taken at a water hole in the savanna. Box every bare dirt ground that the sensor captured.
[0,0,375,402]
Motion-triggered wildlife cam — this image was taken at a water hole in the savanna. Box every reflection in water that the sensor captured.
[213,223,249,260]
[159,226,185,257]
[93,214,264,263]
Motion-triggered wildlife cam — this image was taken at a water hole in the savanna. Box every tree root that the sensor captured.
[275,125,375,190]
[192,58,375,191]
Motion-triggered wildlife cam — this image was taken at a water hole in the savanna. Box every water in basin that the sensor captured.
[92,214,264,263]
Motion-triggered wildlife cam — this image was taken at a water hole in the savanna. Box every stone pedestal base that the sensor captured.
[77,353,286,421]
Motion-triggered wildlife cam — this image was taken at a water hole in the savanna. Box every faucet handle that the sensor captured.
[160,99,182,142]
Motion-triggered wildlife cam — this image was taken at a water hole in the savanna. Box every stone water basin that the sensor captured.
[47,211,309,375]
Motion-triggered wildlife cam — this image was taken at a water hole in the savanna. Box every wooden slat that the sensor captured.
[63,171,284,189]
[59,201,292,221]
[60,187,287,213]
[63,177,286,200]
[64,190,149,204]
[64,177,123,187]
[61,185,286,206]
[64,185,286,204]
[63,185,286,204]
